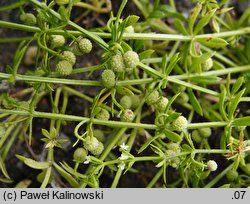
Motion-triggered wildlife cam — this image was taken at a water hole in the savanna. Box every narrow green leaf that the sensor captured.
[188,3,202,34]
[182,144,193,153]
[24,159,50,170]
[41,129,50,139]
[155,159,165,168]
[165,53,180,76]
[138,134,162,154]
[115,85,134,96]
[119,15,139,36]
[238,6,250,26]
[219,85,228,121]
[188,76,221,84]
[163,129,182,142]
[0,177,13,183]
[196,37,228,48]
[162,54,168,75]
[187,88,203,116]
[194,8,217,35]
[165,92,180,113]
[213,60,225,70]
[41,166,52,188]
[165,112,181,124]
[53,162,80,187]
[219,184,231,188]
[149,10,165,18]
[15,179,32,188]
[60,161,88,179]
[91,107,102,118]
[150,144,165,157]
[0,157,10,179]
[231,76,244,95]
[124,15,140,27]
[174,19,189,35]
[15,154,29,162]
[139,49,155,60]
[124,161,135,174]
[226,74,231,97]
[228,89,245,120]
[212,17,220,33]
[192,52,215,65]
[217,7,233,14]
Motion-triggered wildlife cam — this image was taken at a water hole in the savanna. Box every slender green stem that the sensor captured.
[111,169,123,188]
[168,77,219,96]
[0,1,26,12]
[0,37,33,43]
[0,109,233,130]
[195,27,250,39]
[172,64,250,79]
[147,167,164,188]
[194,149,231,154]
[2,19,249,43]
[0,72,101,86]
[0,20,40,32]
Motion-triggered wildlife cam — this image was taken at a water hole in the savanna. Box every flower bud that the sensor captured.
[51,35,65,48]
[178,92,189,103]
[96,108,110,121]
[123,50,140,71]
[56,60,73,76]
[124,25,134,33]
[130,95,140,110]
[73,148,87,163]
[73,38,92,55]
[110,53,125,73]
[101,69,116,88]
[93,129,104,142]
[90,141,104,156]
[120,95,132,109]
[121,109,134,122]
[207,160,218,171]
[202,58,213,71]
[167,143,181,153]
[198,127,212,138]
[145,90,159,105]
[155,96,169,112]
[165,150,180,168]
[20,13,37,26]
[226,170,238,181]
[24,46,38,66]
[60,51,76,65]
[84,136,99,152]
[172,116,188,132]
[191,130,202,143]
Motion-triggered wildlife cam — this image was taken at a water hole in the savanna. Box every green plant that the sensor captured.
[0,0,250,188]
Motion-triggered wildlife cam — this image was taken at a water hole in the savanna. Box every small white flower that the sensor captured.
[207,160,217,171]
[119,153,129,161]
[84,155,90,164]
[118,162,126,170]
[120,142,129,151]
